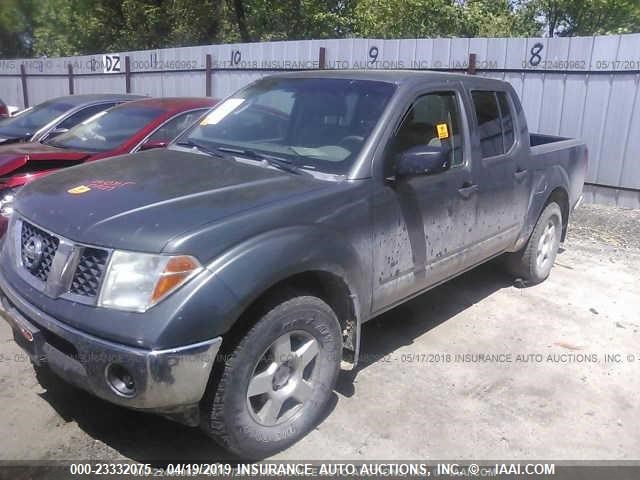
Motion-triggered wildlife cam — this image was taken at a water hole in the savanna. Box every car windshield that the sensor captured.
[180,77,396,175]
[0,100,74,136]
[48,105,163,152]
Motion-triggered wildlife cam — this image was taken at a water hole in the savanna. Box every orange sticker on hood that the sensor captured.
[67,185,91,194]
[67,180,135,194]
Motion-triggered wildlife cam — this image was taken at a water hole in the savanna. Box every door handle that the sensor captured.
[514,168,528,182]
[457,183,478,199]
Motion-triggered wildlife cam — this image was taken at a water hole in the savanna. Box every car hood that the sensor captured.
[15,149,332,253]
[0,142,90,176]
[0,126,31,144]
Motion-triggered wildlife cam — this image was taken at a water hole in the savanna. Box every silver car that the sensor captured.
[0,94,146,145]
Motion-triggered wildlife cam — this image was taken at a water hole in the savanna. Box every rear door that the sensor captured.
[467,89,527,254]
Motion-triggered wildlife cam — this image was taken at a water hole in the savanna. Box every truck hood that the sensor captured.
[15,149,331,253]
[0,142,90,176]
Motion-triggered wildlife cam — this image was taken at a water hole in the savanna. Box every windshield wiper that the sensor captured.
[176,139,235,161]
[215,146,310,176]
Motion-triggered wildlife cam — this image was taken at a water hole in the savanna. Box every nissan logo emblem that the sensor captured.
[22,235,44,273]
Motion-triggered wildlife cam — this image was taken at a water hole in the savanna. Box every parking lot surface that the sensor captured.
[1,203,639,463]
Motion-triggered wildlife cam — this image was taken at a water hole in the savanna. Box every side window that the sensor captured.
[497,92,514,152]
[471,91,502,157]
[58,103,116,130]
[471,91,516,158]
[148,110,207,142]
[391,91,464,168]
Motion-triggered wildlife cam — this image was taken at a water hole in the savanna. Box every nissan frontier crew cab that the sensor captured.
[0,71,587,458]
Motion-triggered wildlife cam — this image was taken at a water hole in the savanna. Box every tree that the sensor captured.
[0,0,35,58]
[3,0,640,60]
[30,0,230,56]
[352,0,539,38]
[231,0,252,42]
[31,0,128,56]
[523,0,640,37]
[231,0,355,41]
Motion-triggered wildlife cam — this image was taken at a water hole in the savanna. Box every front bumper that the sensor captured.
[0,268,221,420]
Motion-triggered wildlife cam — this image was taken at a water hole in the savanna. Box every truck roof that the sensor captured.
[270,69,508,88]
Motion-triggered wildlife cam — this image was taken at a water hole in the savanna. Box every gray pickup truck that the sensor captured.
[0,71,586,458]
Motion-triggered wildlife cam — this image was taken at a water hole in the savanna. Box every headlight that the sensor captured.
[97,251,202,312]
[0,187,20,217]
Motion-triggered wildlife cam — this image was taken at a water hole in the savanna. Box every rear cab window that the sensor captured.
[471,90,515,158]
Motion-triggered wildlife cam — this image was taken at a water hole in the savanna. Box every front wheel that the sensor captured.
[201,295,341,458]
[506,202,562,284]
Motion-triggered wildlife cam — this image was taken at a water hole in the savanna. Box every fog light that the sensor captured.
[106,363,136,397]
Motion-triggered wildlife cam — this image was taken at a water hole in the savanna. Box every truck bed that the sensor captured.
[529,133,588,213]
[530,133,572,147]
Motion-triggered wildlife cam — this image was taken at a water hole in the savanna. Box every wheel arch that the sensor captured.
[513,166,571,252]
[545,186,570,241]
[208,226,367,368]
[223,269,361,368]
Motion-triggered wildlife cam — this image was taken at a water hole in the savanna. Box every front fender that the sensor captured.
[206,226,368,327]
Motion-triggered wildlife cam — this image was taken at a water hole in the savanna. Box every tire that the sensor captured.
[506,202,562,284]
[201,295,342,459]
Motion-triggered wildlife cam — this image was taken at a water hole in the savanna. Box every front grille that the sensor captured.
[20,221,59,282]
[69,247,109,298]
[15,217,111,303]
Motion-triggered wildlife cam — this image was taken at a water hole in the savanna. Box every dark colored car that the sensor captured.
[0,97,217,234]
[0,72,587,458]
[0,94,145,145]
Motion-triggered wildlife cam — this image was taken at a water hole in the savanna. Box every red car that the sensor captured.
[0,99,8,119]
[0,97,217,233]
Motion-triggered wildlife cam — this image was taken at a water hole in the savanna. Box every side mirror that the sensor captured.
[395,145,451,178]
[139,139,168,151]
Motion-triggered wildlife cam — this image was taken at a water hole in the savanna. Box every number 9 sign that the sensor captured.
[369,46,379,65]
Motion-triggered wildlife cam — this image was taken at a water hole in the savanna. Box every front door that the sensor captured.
[372,89,480,312]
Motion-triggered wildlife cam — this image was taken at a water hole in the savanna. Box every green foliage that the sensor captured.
[29,0,230,56]
[0,0,36,57]
[240,0,356,41]
[352,0,539,38]
[525,0,640,37]
[0,0,639,59]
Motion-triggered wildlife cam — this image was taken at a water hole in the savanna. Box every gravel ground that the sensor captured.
[0,203,639,467]
[569,203,640,250]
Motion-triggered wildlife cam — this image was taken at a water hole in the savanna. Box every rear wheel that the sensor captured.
[201,295,341,458]
[506,202,562,284]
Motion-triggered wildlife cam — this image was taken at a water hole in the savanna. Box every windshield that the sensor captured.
[180,78,396,175]
[0,100,74,136]
[48,105,163,152]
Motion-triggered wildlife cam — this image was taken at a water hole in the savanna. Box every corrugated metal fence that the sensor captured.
[1,35,640,207]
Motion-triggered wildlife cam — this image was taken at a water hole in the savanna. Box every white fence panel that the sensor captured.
[1,34,640,205]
